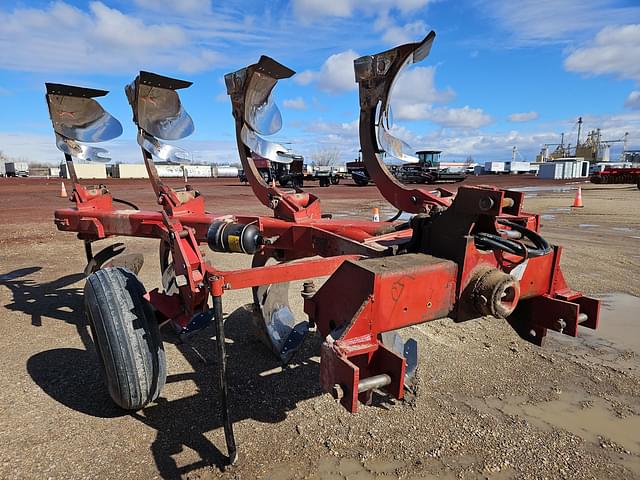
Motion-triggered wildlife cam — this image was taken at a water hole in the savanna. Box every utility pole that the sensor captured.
[576,117,583,151]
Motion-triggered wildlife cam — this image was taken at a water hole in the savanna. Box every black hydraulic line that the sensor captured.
[212,295,238,465]
[385,209,403,222]
[474,219,551,258]
[497,219,551,257]
[113,197,140,210]
[474,233,527,257]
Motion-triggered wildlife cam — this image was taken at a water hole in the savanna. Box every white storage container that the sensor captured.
[537,162,564,179]
[156,164,184,177]
[61,163,107,179]
[212,165,239,177]
[507,161,531,174]
[113,164,148,178]
[484,161,505,173]
[183,165,212,178]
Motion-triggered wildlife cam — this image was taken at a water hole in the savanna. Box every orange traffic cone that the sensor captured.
[59,182,68,198]
[572,187,583,208]
[372,207,380,222]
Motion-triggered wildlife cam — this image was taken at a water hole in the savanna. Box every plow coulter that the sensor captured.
[47,32,600,466]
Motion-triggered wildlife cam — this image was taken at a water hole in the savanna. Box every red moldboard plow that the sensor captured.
[48,32,600,466]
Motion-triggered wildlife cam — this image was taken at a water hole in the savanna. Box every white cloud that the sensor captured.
[0,2,220,73]
[133,0,212,15]
[382,19,428,45]
[625,91,640,110]
[293,0,432,21]
[426,106,493,129]
[89,2,187,48]
[294,71,317,85]
[508,111,539,122]
[564,24,640,82]
[393,66,455,118]
[297,50,360,94]
[293,0,353,19]
[317,50,360,93]
[386,65,489,129]
[374,12,429,45]
[479,0,640,44]
[283,97,307,110]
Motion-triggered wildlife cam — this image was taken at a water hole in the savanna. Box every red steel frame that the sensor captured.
[51,32,601,465]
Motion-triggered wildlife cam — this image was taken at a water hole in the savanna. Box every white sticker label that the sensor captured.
[511,260,528,280]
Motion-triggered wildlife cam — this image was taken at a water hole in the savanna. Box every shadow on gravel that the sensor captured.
[0,268,121,418]
[0,267,89,344]
[27,348,124,418]
[133,305,323,478]
[8,264,323,480]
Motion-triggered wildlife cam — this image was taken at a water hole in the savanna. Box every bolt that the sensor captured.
[555,318,567,333]
[479,196,494,211]
[331,384,344,401]
[301,280,316,299]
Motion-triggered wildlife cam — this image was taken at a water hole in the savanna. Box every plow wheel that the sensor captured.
[84,267,166,410]
[251,254,309,364]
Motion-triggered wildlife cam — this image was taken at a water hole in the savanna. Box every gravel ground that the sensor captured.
[0,178,638,480]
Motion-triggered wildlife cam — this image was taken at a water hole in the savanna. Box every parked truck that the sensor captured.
[5,161,29,177]
[304,164,343,187]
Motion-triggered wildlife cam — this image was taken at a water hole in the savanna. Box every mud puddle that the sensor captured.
[264,456,436,480]
[469,389,640,476]
[467,293,640,470]
[581,293,640,354]
[516,393,640,454]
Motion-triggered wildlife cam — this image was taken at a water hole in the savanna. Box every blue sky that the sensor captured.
[1,0,640,164]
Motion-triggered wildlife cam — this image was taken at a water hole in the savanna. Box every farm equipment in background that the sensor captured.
[590,165,640,189]
[239,151,304,188]
[393,150,467,184]
[304,164,343,187]
[239,153,343,187]
[47,32,600,467]
[346,150,466,186]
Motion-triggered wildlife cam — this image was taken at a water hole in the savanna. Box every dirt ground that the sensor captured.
[0,176,639,480]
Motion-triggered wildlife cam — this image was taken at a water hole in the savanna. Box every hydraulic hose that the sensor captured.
[474,218,551,258]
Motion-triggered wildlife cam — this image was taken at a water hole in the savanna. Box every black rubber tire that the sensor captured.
[330,176,340,185]
[84,267,166,410]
